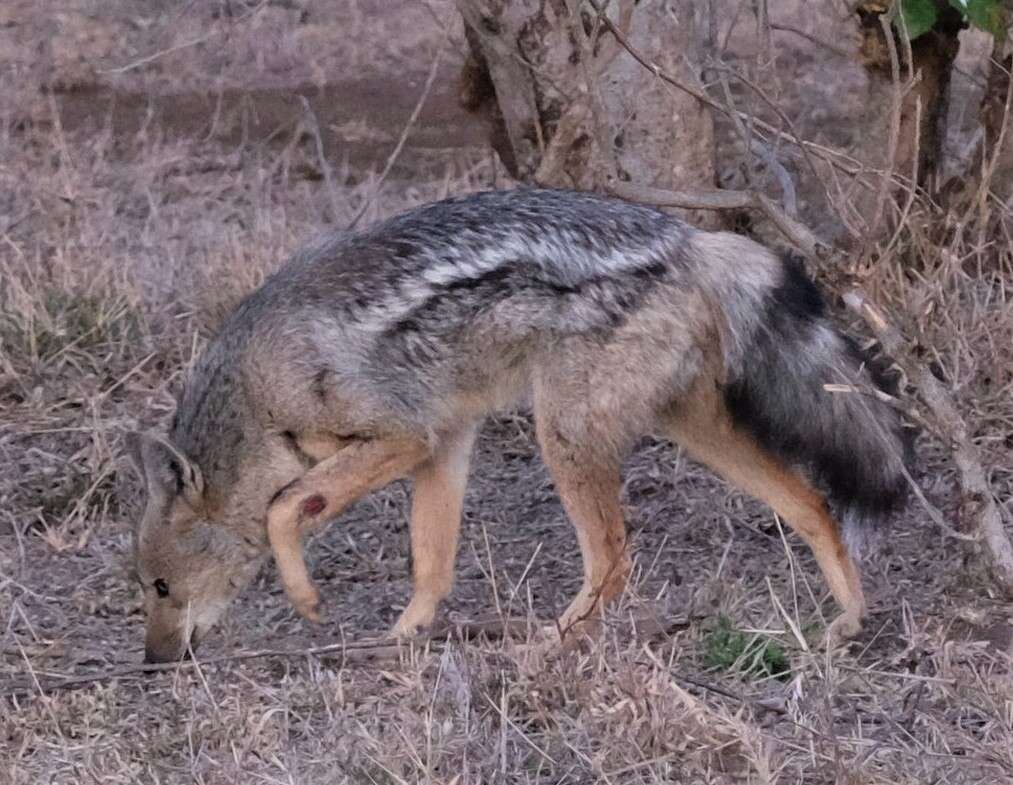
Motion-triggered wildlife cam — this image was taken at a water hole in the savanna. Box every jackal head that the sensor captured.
[126,432,266,663]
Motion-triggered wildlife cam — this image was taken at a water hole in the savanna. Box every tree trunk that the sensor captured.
[979,4,1013,210]
[855,2,964,196]
[456,0,718,224]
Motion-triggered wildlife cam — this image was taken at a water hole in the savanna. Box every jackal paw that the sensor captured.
[520,620,595,653]
[509,623,584,662]
[390,600,438,639]
[291,587,322,623]
[553,608,603,646]
[825,611,863,648]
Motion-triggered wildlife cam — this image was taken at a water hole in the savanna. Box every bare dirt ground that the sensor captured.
[2,2,1012,783]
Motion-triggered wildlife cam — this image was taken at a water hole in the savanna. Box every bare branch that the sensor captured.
[585,0,906,195]
[297,96,341,225]
[99,1,268,75]
[768,21,853,60]
[717,72,798,216]
[532,100,589,187]
[607,181,829,260]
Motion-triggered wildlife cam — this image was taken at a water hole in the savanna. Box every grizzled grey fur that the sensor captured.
[176,189,905,524]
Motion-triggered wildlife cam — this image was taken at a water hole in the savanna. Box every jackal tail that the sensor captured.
[718,251,911,553]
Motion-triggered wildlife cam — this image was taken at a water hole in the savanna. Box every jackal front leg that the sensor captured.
[391,427,476,638]
[266,436,430,621]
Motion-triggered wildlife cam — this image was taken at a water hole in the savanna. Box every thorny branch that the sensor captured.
[844,292,1013,591]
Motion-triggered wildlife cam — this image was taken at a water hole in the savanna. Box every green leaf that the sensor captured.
[955,0,1008,36]
[896,0,940,39]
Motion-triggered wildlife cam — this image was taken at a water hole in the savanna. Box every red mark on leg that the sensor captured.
[301,494,327,518]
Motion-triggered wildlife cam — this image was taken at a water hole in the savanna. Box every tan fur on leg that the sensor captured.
[267,436,430,620]
[391,427,476,637]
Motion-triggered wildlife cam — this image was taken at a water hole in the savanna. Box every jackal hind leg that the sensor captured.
[391,427,477,638]
[667,398,866,645]
[267,435,430,621]
[534,399,632,643]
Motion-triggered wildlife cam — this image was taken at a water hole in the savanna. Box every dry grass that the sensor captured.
[2,1,1013,784]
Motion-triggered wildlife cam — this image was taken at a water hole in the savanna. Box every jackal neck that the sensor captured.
[170,335,255,513]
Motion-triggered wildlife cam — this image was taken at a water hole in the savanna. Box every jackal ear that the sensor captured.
[126,431,205,511]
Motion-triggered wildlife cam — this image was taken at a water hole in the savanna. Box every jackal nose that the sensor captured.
[144,638,198,664]
[143,644,197,664]
[143,646,177,664]
[144,627,202,664]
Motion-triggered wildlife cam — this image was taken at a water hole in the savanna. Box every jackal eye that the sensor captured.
[153,578,170,598]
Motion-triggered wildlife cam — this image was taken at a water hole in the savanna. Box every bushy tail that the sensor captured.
[721,254,912,553]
